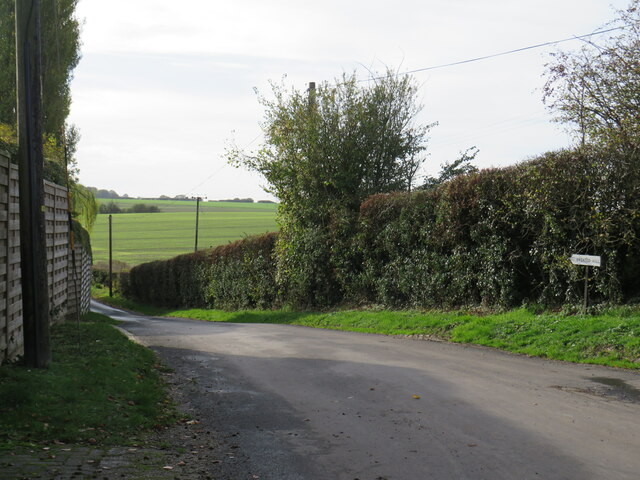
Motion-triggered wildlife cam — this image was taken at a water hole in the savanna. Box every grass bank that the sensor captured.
[93,291,640,370]
[0,312,177,450]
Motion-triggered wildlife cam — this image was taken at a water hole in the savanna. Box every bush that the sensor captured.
[129,203,160,213]
[354,148,640,308]
[124,147,640,311]
[99,201,122,214]
[92,260,132,292]
[126,233,279,309]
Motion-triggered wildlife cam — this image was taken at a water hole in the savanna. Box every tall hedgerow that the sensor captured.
[124,151,640,310]
[125,233,278,310]
[355,147,640,308]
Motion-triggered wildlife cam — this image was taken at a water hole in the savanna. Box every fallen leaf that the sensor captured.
[412,394,421,400]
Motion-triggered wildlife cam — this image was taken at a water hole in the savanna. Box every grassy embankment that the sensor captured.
[91,199,278,265]
[93,288,640,370]
[0,312,177,450]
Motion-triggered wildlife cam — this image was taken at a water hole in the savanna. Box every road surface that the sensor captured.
[92,301,640,480]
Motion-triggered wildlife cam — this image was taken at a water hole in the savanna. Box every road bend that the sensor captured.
[92,301,640,480]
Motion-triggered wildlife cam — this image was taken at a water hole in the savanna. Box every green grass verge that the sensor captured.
[91,200,278,266]
[0,312,178,450]
[94,292,640,370]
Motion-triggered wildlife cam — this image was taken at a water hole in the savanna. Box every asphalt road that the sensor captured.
[92,301,640,480]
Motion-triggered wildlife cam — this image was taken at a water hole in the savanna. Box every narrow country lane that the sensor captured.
[92,301,640,480]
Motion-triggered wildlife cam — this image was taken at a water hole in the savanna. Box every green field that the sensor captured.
[91,199,278,266]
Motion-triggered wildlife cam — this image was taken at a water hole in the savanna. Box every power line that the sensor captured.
[358,26,624,82]
[186,133,262,196]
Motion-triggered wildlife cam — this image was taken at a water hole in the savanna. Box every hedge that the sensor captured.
[355,149,640,308]
[123,148,640,310]
[124,232,279,309]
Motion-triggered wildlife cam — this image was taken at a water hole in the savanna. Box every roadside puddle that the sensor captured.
[588,377,640,403]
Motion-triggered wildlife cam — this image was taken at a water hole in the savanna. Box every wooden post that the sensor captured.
[15,0,50,368]
[308,82,316,111]
[194,197,201,252]
[583,266,589,311]
[108,214,113,297]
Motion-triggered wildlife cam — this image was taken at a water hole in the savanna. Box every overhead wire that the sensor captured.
[188,25,625,194]
[357,26,624,82]
[185,133,262,197]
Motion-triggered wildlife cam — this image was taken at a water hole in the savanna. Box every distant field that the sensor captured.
[91,200,278,266]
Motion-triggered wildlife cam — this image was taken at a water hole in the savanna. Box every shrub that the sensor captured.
[129,203,160,213]
[98,201,122,214]
[354,148,640,308]
[124,147,640,310]
[126,233,279,309]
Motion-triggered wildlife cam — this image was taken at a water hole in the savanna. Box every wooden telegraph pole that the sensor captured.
[108,214,113,297]
[194,197,201,252]
[15,0,51,368]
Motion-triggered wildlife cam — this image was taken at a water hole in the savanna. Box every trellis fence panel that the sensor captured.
[1,150,91,364]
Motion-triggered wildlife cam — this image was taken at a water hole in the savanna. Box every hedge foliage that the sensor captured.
[124,148,640,310]
[356,149,640,308]
[124,232,278,309]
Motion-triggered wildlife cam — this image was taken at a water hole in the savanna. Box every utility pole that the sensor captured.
[308,81,316,111]
[15,0,50,368]
[194,197,201,252]
[108,215,113,297]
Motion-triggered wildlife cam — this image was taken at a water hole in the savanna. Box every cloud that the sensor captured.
[70,0,627,198]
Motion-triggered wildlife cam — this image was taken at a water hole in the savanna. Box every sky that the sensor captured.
[68,0,629,201]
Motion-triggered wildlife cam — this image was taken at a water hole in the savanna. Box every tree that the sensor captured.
[421,146,479,190]
[0,0,81,140]
[0,1,15,127]
[543,0,640,153]
[98,201,122,214]
[230,70,435,306]
[231,71,435,224]
[71,183,98,231]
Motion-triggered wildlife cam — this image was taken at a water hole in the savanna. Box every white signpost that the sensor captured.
[570,254,602,267]
[570,254,602,310]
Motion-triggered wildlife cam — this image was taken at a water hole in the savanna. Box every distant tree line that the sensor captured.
[91,189,277,203]
[88,187,129,199]
[99,201,160,214]
[216,198,254,203]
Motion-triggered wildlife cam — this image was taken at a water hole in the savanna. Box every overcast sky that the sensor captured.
[68,0,628,200]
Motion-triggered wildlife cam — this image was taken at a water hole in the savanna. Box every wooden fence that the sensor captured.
[1,150,91,364]
[0,151,23,362]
